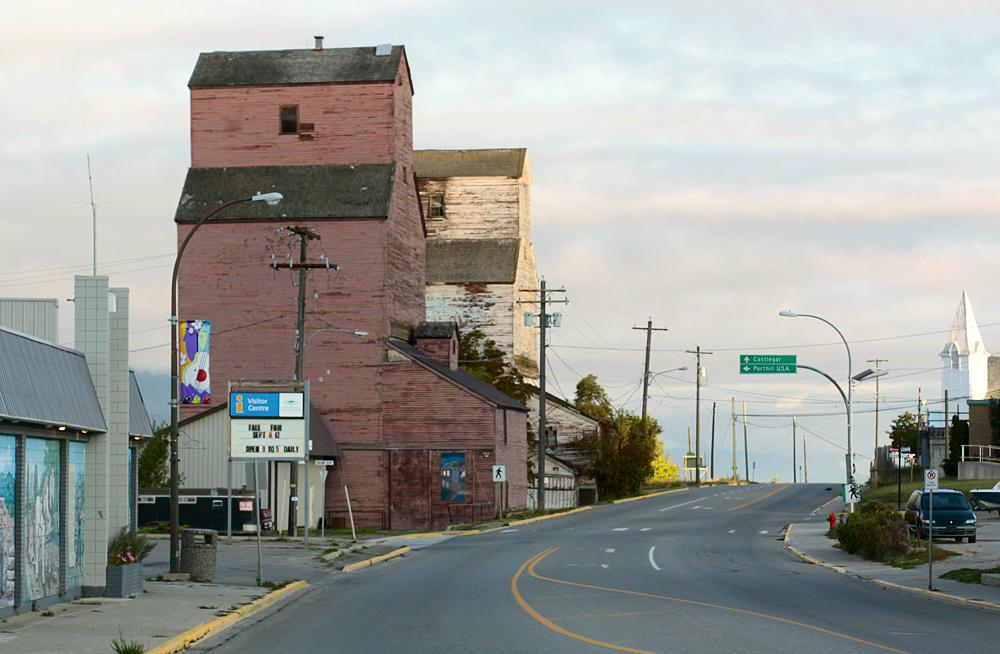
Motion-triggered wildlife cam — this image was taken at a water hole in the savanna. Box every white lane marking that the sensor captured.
[648,546,661,571]
[613,528,629,532]
[701,506,715,510]
[601,564,609,569]
[659,498,703,512]
[758,530,769,535]
[501,529,519,533]
[640,527,651,532]
[605,548,616,553]
[692,505,702,509]
[728,529,735,534]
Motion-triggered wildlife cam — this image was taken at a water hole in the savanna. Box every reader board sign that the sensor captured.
[229,392,304,419]
[229,418,306,461]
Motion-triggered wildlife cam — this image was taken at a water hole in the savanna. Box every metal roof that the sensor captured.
[129,370,155,437]
[0,326,106,432]
[174,164,395,223]
[189,45,407,89]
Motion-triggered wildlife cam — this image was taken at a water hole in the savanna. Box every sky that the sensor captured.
[4,1,1000,484]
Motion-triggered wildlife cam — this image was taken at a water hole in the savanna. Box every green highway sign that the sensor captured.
[740,354,797,374]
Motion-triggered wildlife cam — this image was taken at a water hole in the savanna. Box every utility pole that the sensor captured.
[743,400,749,483]
[518,279,567,513]
[271,226,322,536]
[731,397,738,481]
[802,432,808,483]
[792,416,797,484]
[633,319,669,422]
[685,347,713,484]
[867,358,887,454]
[944,390,950,464]
[710,402,716,480]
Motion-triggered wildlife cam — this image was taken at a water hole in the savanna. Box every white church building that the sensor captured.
[940,291,991,403]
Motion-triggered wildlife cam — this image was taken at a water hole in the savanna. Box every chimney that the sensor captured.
[314,35,324,50]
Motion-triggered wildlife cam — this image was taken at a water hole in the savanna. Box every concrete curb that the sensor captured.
[783,533,1000,612]
[610,487,689,504]
[144,580,308,654]
[503,506,593,526]
[342,546,411,572]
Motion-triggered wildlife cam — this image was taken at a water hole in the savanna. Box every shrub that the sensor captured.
[107,527,156,566]
[835,501,910,562]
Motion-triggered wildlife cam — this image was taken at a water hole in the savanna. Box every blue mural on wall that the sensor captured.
[26,438,60,601]
[0,435,14,609]
[67,442,85,591]
[440,453,466,502]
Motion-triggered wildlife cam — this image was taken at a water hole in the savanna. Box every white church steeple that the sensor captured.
[940,291,990,401]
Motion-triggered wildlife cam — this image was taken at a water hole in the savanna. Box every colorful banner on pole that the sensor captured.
[179,320,211,404]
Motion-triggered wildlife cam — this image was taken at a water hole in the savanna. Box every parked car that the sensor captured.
[904,489,977,543]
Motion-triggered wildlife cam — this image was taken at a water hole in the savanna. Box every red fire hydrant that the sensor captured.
[828,512,837,531]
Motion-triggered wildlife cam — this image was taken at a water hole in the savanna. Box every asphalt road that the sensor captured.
[196,484,1000,653]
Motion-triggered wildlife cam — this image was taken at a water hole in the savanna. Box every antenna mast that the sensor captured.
[87,153,97,275]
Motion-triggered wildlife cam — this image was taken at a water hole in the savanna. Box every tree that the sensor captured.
[138,421,170,489]
[647,438,680,484]
[574,374,613,425]
[458,329,531,404]
[887,412,918,452]
[942,414,969,477]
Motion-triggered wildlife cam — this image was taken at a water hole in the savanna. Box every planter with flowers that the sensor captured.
[106,528,155,598]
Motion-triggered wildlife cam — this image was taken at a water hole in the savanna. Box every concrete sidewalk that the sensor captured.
[785,511,1000,609]
[3,535,404,653]
[0,581,270,654]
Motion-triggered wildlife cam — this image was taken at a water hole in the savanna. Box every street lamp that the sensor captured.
[779,310,854,495]
[169,191,282,572]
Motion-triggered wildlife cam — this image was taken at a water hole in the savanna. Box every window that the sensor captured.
[423,193,445,219]
[280,106,299,134]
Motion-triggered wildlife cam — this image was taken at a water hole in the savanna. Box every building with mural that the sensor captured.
[172,39,528,530]
[0,281,153,615]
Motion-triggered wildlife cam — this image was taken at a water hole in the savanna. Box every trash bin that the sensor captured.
[180,528,218,582]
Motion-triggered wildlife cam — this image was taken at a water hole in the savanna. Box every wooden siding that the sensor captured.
[419,177,521,239]
[525,393,600,447]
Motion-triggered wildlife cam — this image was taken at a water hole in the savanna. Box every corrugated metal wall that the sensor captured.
[0,299,58,342]
[177,408,249,489]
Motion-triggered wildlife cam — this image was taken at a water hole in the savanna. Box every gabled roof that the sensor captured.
[414,149,527,178]
[426,238,519,284]
[175,164,395,222]
[189,45,408,89]
[0,326,106,432]
[129,370,155,438]
[941,291,989,357]
[387,339,527,412]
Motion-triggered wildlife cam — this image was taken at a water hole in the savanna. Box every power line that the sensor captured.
[129,313,288,353]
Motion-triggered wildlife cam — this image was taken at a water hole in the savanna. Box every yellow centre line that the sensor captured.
[511,547,657,654]
[727,484,788,511]
[512,548,910,654]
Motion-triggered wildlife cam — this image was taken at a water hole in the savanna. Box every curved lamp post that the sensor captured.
[169,191,282,572]
[779,310,854,494]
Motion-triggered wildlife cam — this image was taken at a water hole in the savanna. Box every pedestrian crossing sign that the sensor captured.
[492,465,507,483]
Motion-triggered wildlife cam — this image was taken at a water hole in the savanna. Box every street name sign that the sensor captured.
[739,354,797,374]
[924,469,939,490]
[492,465,507,482]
